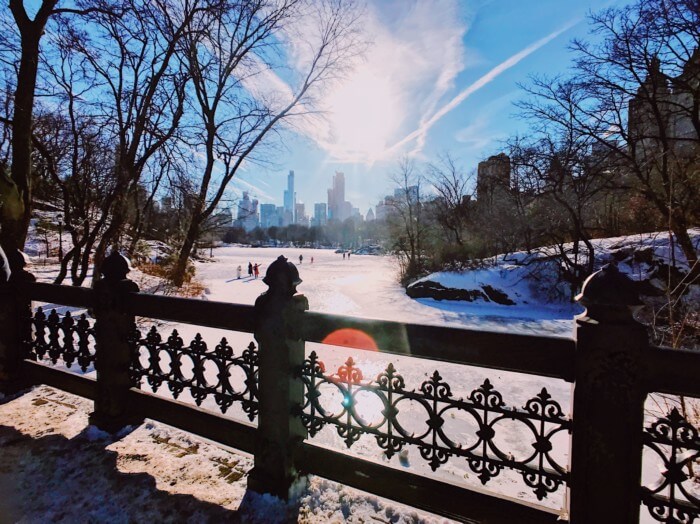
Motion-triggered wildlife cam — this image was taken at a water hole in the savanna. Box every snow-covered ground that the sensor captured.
[194,246,578,338]
[410,229,700,317]
[0,385,454,523]
[18,232,698,522]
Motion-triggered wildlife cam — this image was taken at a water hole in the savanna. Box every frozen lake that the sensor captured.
[195,246,577,338]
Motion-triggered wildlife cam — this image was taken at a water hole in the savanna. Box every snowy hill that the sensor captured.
[407,229,700,309]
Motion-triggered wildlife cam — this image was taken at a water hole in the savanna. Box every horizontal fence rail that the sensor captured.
[646,346,700,398]
[303,311,576,380]
[129,293,256,333]
[0,257,697,524]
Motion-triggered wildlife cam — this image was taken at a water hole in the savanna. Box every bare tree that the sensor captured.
[386,157,431,284]
[426,153,473,247]
[30,105,117,285]
[2,1,114,255]
[170,0,363,285]
[508,130,619,298]
[62,0,215,283]
[518,0,700,283]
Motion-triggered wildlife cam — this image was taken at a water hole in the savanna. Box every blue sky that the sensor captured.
[233,0,618,215]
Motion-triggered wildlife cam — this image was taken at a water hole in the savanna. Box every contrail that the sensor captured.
[384,20,579,156]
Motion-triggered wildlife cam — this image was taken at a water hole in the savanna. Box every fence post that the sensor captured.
[248,255,309,499]
[89,252,141,432]
[568,264,648,523]
[0,247,35,393]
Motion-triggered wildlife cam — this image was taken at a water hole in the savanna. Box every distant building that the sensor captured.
[628,53,699,159]
[277,206,290,228]
[313,202,327,227]
[283,170,296,225]
[327,171,352,222]
[366,208,375,222]
[375,198,391,221]
[295,202,308,226]
[476,153,511,209]
[393,186,419,205]
[260,203,280,229]
[207,207,232,230]
[236,192,259,231]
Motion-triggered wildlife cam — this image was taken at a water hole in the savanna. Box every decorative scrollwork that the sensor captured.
[298,351,571,501]
[642,407,700,523]
[24,306,96,372]
[129,326,259,421]
[338,357,363,384]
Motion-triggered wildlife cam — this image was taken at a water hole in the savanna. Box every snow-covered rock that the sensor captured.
[408,229,700,308]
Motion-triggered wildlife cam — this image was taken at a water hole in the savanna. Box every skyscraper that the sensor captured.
[295,202,308,226]
[327,171,352,222]
[236,192,259,231]
[260,203,279,228]
[313,203,327,227]
[283,170,296,225]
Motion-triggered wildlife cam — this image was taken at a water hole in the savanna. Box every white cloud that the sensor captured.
[284,0,472,163]
[225,1,472,165]
[385,20,578,157]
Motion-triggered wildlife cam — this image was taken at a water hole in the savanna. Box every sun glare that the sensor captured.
[322,328,378,351]
[325,68,399,162]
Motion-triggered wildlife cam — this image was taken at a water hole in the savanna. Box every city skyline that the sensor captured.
[234,169,370,231]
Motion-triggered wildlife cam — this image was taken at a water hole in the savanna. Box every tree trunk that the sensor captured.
[172,218,201,287]
[669,216,699,282]
[54,246,78,285]
[4,1,58,252]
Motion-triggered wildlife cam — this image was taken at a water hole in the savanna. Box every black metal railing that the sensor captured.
[25,306,96,372]
[129,326,259,420]
[299,352,570,501]
[642,402,700,523]
[0,252,698,523]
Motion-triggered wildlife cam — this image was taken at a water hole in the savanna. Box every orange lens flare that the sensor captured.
[322,328,378,351]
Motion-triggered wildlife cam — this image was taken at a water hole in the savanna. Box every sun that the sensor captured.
[324,67,400,162]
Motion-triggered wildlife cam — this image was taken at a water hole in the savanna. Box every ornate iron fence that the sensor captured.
[24,306,95,372]
[129,326,259,420]
[299,352,570,501]
[642,404,700,523]
[1,252,699,523]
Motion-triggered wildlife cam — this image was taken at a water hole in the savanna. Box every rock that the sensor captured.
[482,285,516,305]
[406,280,515,305]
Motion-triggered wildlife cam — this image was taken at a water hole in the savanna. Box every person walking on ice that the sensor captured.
[299,254,303,264]
[248,262,253,278]
[253,263,260,279]
[236,265,242,279]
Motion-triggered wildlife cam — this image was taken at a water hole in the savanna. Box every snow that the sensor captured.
[193,247,577,338]
[412,229,700,310]
[0,385,454,523]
